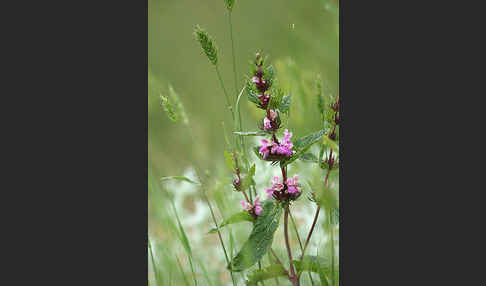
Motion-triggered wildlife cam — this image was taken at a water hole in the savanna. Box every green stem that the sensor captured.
[329,208,336,286]
[227,11,249,172]
[148,237,163,286]
[215,66,235,121]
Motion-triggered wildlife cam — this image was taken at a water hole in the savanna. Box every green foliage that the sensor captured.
[246,77,260,104]
[168,85,188,125]
[299,152,319,163]
[293,129,326,150]
[207,211,254,234]
[228,200,282,271]
[160,94,178,122]
[264,65,275,89]
[294,255,330,285]
[280,94,292,113]
[194,25,218,66]
[224,0,235,11]
[268,87,283,110]
[246,264,287,285]
[159,84,188,125]
[160,176,200,185]
[282,129,326,167]
[148,238,163,286]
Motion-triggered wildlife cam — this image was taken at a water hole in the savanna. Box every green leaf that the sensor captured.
[160,176,200,185]
[293,129,326,151]
[246,79,260,105]
[246,264,287,286]
[264,65,275,88]
[253,146,262,159]
[207,211,254,234]
[281,129,326,168]
[299,152,319,163]
[280,94,292,113]
[294,255,330,285]
[228,200,282,271]
[268,87,283,110]
[234,131,268,136]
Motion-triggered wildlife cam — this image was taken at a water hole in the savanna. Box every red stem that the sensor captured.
[284,206,299,286]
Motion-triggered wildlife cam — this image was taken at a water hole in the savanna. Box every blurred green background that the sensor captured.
[149,0,338,285]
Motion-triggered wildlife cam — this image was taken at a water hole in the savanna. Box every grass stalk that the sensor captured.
[215,66,235,122]
[148,237,163,286]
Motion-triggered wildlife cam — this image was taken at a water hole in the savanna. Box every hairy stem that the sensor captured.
[290,211,315,285]
[284,206,299,286]
[301,205,320,261]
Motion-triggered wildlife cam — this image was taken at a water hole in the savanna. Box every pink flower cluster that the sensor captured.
[241,196,263,215]
[265,175,301,198]
[258,129,294,159]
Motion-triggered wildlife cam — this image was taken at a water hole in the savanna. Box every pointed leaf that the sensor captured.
[282,129,326,167]
[207,211,254,234]
[294,255,330,285]
[228,200,282,271]
[246,264,287,286]
[160,176,200,185]
[299,152,319,163]
[293,129,326,151]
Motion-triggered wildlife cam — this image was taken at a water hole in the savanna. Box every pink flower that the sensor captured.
[241,201,251,211]
[271,176,284,191]
[286,175,301,194]
[263,117,272,130]
[265,188,274,198]
[253,196,262,215]
[258,139,271,159]
[252,76,260,83]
